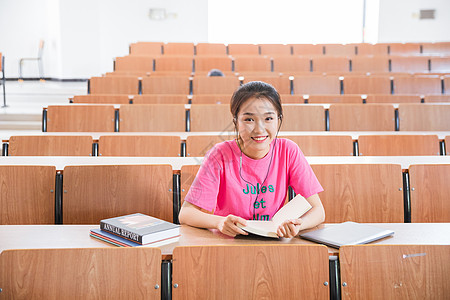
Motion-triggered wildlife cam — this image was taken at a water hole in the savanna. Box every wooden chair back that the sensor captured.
[311,164,404,222]
[424,95,450,103]
[430,57,450,72]
[132,94,188,104]
[98,135,181,156]
[312,56,350,73]
[259,44,291,56]
[228,44,259,56]
[409,164,450,222]
[358,135,440,156]
[340,245,450,299]
[272,56,310,73]
[0,248,162,299]
[8,135,93,156]
[180,165,201,204]
[355,44,387,55]
[129,42,163,55]
[350,56,390,73]
[163,42,195,56]
[290,44,323,55]
[172,245,330,300]
[119,104,186,132]
[323,44,356,56]
[141,77,190,94]
[46,105,116,132]
[343,76,391,94]
[115,56,154,72]
[0,166,55,224]
[89,76,139,94]
[398,104,450,131]
[195,43,227,56]
[282,135,354,156]
[389,43,422,55]
[422,42,450,55]
[366,95,422,103]
[194,56,233,72]
[307,95,363,104]
[63,164,174,223]
[72,94,130,104]
[185,135,235,157]
[394,77,442,95]
[190,94,232,104]
[192,76,240,94]
[189,104,234,131]
[154,56,193,72]
[233,56,272,72]
[329,104,395,131]
[293,76,340,94]
[281,105,325,131]
[390,56,429,73]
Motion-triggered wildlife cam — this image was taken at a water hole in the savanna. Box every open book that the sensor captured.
[238,194,312,238]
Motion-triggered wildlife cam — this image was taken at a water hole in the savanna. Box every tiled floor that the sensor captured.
[0,80,87,130]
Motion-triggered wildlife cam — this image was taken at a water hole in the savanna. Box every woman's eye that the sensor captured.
[266,117,274,121]
[244,118,254,122]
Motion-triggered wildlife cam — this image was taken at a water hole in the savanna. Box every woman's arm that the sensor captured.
[179,201,248,237]
[277,193,325,238]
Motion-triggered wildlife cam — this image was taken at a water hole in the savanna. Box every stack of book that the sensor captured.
[90,213,180,247]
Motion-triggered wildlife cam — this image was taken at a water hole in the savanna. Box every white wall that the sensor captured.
[0,0,208,79]
[378,0,450,42]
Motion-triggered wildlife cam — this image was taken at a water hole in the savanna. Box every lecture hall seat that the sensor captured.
[71,94,130,104]
[172,245,330,300]
[342,75,391,94]
[357,135,440,156]
[409,164,450,222]
[193,56,233,72]
[0,248,162,299]
[329,104,395,131]
[290,44,323,56]
[8,135,93,156]
[192,76,240,94]
[0,166,55,224]
[195,43,227,56]
[163,42,195,56]
[353,43,388,55]
[306,95,363,104]
[350,56,390,73]
[292,76,341,95]
[131,94,189,104]
[154,56,194,73]
[243,76,291,95]
[340,245,450,299]
[141,77,191,95]
[398,104,450,131]
[233,56,272,73]
[115,55,154,73]
[129,41,163,56]
[45,105,116,132]
[227,44,260,56]
[118,104,186,132]
[63,164,174,224]
[311,56,350,73]
[98,135,181,156]
[311,164,404,223]
[393,76,442,95]
[429,57,450,73]
[390,56,430,73]
[89,76,140,94]
[281,104,325,131]
[322,44,356,56]
[365,95,422,104]
[259,44,291,56]
[389,43,422,55]
[281,135,354,156]
[272,56,310,73]
[189,104,234,132]
[422,42,450,55]
[180,165,201,205]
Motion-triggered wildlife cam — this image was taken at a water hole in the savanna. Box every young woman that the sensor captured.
[179,81,325,238]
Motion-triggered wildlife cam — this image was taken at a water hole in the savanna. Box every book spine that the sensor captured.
[100,221,143,244]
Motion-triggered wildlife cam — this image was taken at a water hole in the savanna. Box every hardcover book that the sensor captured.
[90,228,180,247]
[100,213,180,245]
[237,194,312,238]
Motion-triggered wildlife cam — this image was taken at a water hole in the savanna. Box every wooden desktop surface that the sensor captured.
[1,223,449,259]
[1,156,450,170]
[2,130,450,140]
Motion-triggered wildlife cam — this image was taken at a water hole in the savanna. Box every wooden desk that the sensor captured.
[2,130,450,141]
[1,155,450,170]
[2,223,449,259]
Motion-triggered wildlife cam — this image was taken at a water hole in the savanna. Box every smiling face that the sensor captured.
[236,97,280,159]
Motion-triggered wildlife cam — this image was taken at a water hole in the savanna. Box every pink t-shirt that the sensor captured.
[184,138,323,221]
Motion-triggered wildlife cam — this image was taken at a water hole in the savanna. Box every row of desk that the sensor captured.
[1,223,449,299]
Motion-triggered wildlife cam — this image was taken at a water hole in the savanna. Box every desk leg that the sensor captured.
[329,255,340,300]
[161,260,172,300]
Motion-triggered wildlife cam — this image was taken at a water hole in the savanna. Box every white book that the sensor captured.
[238,194,312,238]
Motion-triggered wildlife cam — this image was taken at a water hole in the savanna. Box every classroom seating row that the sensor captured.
[87,75,450,95]
[41,104,450,132]
[129,41,450,56]
[72,93,450,105]
[2,134,449,157]
[2,243,448,299]
[112,55,450,74]
[0,163,449,225]
[2,243,449,299]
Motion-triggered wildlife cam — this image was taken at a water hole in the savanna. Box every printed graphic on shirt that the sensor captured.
[242,183,274,220]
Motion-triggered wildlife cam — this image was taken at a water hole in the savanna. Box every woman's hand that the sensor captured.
[277,218,303,238]
[217,215,248,237]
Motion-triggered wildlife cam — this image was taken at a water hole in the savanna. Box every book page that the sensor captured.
[271,194,312,226]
